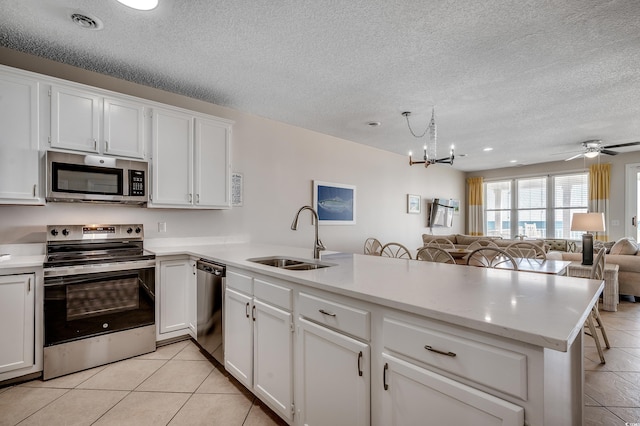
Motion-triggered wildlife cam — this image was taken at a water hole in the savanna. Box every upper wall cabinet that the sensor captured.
[0,69,42,205]
[149,107,231,209]
[50,85,146,159]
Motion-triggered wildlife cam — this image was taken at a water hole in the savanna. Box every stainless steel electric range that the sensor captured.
[42,224,156,380]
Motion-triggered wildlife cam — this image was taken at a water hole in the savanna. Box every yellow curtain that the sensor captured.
[589,163,610,241]
[467,177,484,236]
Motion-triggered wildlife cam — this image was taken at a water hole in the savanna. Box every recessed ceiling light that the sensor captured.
[70,13,104,30]
[510,160,517,163]
[367,121,381,127]
[116,0,159,11]
[483,147,493,152]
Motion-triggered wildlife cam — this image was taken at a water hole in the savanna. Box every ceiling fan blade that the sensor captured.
[565,153,584,161]
[600,149,619,156]
[603,141,640,149]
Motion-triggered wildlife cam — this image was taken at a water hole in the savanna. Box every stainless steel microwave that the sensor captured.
[46,151,148,205]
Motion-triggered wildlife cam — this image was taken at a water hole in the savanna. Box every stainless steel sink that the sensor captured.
[247,256,334,270]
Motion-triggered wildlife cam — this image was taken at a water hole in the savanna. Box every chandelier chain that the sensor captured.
[403,112,430,138]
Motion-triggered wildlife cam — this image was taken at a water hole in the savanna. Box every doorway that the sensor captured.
[625,163,640,240]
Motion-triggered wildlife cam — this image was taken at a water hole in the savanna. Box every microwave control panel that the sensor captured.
[129,170,146,196]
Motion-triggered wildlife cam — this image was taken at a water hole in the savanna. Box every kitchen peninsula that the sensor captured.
[149,242,603,426]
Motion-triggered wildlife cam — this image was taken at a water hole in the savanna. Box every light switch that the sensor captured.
[158,222,167,232]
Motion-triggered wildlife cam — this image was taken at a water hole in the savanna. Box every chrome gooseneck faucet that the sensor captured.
[291,205,326,259]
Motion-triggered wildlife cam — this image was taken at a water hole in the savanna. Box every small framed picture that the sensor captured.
[313,181,356,225]
[407,194,421,214]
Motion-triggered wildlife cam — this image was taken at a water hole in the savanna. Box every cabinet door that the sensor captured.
[159,259,192,335]
[224,287,253,389]
[380,353,524,426]
[0,274,35,374]
[0,72,40,204]
[150,108,193,206]
[103,97,145,159]
[194,117,231,208]
[298,318,370,426]
[51,85,100,153]
[253,299,293,422]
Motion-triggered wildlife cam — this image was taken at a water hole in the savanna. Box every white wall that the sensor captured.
[466,152,640,242]
[0,47,465,254]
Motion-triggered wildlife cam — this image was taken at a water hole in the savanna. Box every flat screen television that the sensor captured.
[428,198,454,228]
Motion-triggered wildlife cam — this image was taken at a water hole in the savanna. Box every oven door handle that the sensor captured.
[44,259,156,280]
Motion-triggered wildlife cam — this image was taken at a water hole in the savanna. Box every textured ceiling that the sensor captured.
[1,0,640,171]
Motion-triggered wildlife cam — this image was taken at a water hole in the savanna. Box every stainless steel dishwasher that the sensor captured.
[196,258,225,364]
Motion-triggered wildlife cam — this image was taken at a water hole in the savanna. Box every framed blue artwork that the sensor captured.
[313,181,356,225]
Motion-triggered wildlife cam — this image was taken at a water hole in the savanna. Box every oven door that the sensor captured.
[44,266,155,347]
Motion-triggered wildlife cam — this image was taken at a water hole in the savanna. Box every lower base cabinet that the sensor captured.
[157,257,196,341]
[296,318,370,426]
[225,271,294,423]
[380,353,524,426]
[0,274,35,375]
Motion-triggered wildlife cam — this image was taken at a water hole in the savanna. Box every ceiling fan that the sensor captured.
[564,140,640,161]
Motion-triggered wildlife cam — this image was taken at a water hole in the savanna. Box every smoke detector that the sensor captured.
[71,13,104,30]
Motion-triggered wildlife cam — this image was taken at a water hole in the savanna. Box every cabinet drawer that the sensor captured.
[254,278,292,311]
[226,270,253,295]
[383,317,527,400]
[298,292,370,340]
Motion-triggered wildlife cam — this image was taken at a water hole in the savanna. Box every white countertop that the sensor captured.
[0,255,45,270]
[150,242,603,352]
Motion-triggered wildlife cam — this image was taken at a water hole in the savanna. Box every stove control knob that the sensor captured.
[135,227,142,234]
[50,229,58,236]
[62,229,69,236]
[127,228,133,234]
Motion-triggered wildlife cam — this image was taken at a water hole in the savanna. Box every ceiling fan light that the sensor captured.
[584,151,599,158]
[116,0,158,10]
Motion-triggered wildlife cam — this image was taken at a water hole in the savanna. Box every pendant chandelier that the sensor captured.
[404,108,454,167]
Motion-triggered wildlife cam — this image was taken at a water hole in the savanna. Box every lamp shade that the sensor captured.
[571,212,605,232]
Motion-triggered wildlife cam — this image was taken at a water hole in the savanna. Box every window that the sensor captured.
[484,172,588,239]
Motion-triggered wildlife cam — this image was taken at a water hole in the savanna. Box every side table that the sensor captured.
[566,262,619,312]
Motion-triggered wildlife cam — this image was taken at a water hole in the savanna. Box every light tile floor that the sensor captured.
[1,300,640,425]
[0,340,287,426]
[585,298,640,425]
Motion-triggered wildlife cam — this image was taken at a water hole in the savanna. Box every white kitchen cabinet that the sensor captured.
[296,291,370,426]
[50,85,146,159]
[157,257,196,341]
[0,69,42,204]
[0,274,35,374]
[224,286,253,387]
[297,317,370,426]
[380,353,524,426]
[149,107,231,209]
[224,270,294,423]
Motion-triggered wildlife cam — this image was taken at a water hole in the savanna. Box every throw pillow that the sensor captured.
[609,238,638,255]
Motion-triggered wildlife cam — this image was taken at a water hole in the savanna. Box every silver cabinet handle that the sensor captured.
[33,184,37,197]
[424,345,457,357]
[319,309,336,317]
[245,302,250,318]
[357,351,363,377]
[93,139,97,150]
[27,277,31,293]
[188,193,193,203]
[105,140,109,151]
[252,305,256,322]
[196,194,200,204]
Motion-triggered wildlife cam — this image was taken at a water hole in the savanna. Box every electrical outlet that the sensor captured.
[158,222,167,233]
[611,220,620,226]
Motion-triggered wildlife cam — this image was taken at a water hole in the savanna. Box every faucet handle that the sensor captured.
[317,239,326,251]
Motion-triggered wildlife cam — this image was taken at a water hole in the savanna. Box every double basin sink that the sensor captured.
[247,256,335,271]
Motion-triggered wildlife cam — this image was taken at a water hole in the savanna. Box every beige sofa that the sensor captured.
[550,238,640,298]
[421,234,547,252]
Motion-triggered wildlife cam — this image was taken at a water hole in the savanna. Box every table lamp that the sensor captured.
[570,212,605,265]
